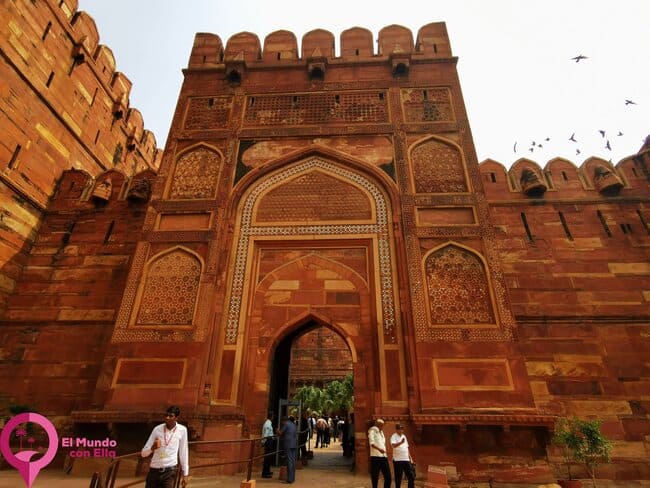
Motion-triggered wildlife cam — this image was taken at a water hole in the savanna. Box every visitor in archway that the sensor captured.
[278,415,297,484]
[315,415,327,448]
[390,424,415,488]
[368,418,391,488]
[140,406,189,488]
[261,412,275,478]
[298,413,309,460]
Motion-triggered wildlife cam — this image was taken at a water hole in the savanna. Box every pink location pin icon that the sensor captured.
[0,412,59,488]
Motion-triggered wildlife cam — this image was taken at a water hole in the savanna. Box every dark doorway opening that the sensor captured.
[268,319,355,471]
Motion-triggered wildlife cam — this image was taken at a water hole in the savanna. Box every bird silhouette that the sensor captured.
[617,131,624,136]
[569,133,577,142]
[599,130,606,138]
[513,142,517,153]
[545,137,550,142]
[576,149,581,155]
[537,144,543,148]
[625,99,637,105]
[572,54,588,62]
[529,147,534,153]
[605,140,611,150]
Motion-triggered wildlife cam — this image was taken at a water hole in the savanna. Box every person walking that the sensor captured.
[261,412,275,478]
[278,416,297,484]
[390,423,415,488]
[368,418,391,488]
[141,406,189,488]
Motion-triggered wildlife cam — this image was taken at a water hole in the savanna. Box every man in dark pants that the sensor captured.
[278,416,297,484]
[261,411,275,478]
[367,418,391,488]
[391,423,415,488]
[141,406,189,488]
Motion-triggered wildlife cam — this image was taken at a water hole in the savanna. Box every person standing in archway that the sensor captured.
[368,418,391,488]
[278,415,297,484]
[261,412,275,478]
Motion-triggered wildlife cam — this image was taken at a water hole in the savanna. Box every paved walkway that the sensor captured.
[0,441,373,488]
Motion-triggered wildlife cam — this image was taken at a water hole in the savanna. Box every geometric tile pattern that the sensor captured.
[225,157,397,343]
[135,249,201,326]
[169,146,221,199]
[424,245,495,325]
[401,88,454,122]
[184,96,232,130]
[411,138,468,193]
[243,91,389,126]
[255,170,372,222]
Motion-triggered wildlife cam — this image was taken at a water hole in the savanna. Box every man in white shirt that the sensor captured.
[368,418,391,488]
[261,411,275,478]
[141,406,189,488]
[390,423,414,488]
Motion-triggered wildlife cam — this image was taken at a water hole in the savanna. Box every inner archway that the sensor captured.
[268,318,355,470]
[269,319,353,418]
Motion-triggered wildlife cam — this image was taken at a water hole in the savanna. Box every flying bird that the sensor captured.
[625,99,637,105]
[569,133,577,142]
[545,137,550,142]
[576,149,581,155]
[513,142,517,153]
[529,147,534,153]
[537,144,543,148]
[571,54,588,62]
[598,130,606,138]
[617,131,624,136]
[605,140,611,150]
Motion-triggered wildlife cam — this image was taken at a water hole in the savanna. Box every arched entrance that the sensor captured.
[268,315,354,420]
[269,314,355,471]
[210,153,409,471]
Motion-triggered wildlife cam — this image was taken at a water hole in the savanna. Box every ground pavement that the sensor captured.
[0,440,374,488]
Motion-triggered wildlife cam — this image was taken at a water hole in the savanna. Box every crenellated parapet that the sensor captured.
[479,151,648,200]
[0,0,161,312]
[186,22,453,79]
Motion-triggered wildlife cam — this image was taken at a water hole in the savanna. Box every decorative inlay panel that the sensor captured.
[411,139,467,193]
[184,96,232,130]
[243,91,389,126]
[226,158,397,343]
[168,147,221,199]
[135,250,201,326]
[401,88,454,123]
[424,245,495,325]
[255,170,372,222]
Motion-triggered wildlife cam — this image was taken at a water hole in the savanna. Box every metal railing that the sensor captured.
[89,429,310,488]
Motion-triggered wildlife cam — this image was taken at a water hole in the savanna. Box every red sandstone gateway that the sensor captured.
[1,1,649,484]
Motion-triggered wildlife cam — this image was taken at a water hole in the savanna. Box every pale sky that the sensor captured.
[78,0,649,168]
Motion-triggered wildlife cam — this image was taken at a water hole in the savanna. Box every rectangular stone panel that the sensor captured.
[433,358,514,390]
[216,349,236,401]
[157,212,212,230]
[416,207,476,226]
[384,349,404,401]
[112,359,186,388]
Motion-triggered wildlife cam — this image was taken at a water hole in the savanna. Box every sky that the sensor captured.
[78,0,649,168]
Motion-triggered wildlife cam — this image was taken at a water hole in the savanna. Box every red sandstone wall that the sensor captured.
[0,168,155,413]
[290,327,353,395]
[0,0,160,313]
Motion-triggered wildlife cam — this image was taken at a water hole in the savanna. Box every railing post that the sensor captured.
[246,438,255,481]
[108,459,120,488]
[88,471,99,488]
